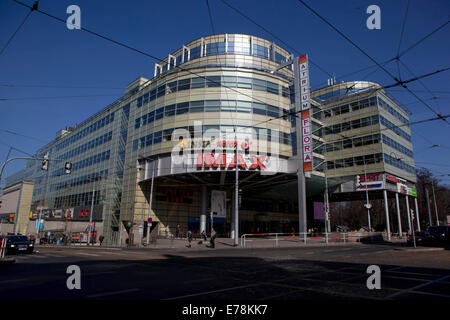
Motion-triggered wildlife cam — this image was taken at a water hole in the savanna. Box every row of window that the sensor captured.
[378,96,409,124]
[135,76,289,108]
[132,126,292,151]
[50,170,109,191]
[324,115,379,135]
[59,131,112,160]
[134,100,289,129]
[324,133,381,153]
[384,153,416,174]
[326,153,383,170]
[55,112,115,151]
[156,41,289,76]
[322,97,377,118]
[54,190,101,208]
[382,134,413,158]
[380,115,411,142]
[52,150,111,176]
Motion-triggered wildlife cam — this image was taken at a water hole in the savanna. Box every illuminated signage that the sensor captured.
[197,153,269,170]
[299,54,312,172]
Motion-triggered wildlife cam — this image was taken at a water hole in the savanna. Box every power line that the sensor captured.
[296,0,450,125]
[398,20,449,58]
[1,129,47,144]
[0,1,38,57]
[397,0,410,57]
[0,83,123,90]
[10,0,294,127]
[0,93,121,101]
[206,0,216,35]
[218,0,334,78]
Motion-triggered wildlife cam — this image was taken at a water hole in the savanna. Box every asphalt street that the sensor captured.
[1,243,449,301]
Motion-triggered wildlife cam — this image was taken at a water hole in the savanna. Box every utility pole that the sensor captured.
[146,161,155,246]
[431,181,439,226]
[363,164,372,231]
[424,187,433,227]
[87,179,97,245]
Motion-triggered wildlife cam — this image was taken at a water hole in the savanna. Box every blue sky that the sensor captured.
[0,0,449,185]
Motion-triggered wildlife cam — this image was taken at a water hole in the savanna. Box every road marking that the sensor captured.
[86,288,139,298]
[183,277,215,284]
[388,274,450,299]
[0,278,29,284]
[163,284,260,300]
[76,252,100,257]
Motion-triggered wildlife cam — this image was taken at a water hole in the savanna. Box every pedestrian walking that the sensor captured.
[165,225,170,239]
[176,224,180,239]
[210,228,216,248]
[99,234,104,246]
[186,230,193,248]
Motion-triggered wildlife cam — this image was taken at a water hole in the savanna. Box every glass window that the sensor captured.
[176,102,189,115]
[266,81,279,94]
[351,119,361,129]
[135,118,141,129]
[222,76,237,88]
[153,131,162,144]
[165,104,175,117]
[344,158,354,167]
[236,101,252,113]
[190,77,205,89]
[341,121,351,131]
[148,111,155,123]
[190,100,204,113]
[363,135,373,145]
[178,78,190,91]
[206,76,221,88]
[343,139,352,149]
[166,81,177,94]
[204,100,220,112]
[155,107,164,120]
[157,84,166,98]
[252,78,266,91]
[237,77,252,89]
[252,102,266,115]
[353,137,362,147]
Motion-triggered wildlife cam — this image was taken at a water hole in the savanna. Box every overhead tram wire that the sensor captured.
[218,0,334,78]
[0,1,38,57]
[396,0,410,81]
[297,0,450,126]
[206,0,216,35]
[10,0,296,128]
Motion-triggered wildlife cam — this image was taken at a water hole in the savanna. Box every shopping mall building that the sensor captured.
[3,34,420,245]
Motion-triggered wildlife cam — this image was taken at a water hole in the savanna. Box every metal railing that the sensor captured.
[240,232,350,247]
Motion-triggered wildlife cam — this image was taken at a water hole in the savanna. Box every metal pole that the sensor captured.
[395,192,402,237]
[234,128,239,246]
[383,189,391,241]
[146,161,155,246]
[425,187,433,227]
[364,165,371,230]
[410,207,416,248]
[405,195,411,234]
[87,180,95,245]
[431,181,439,226]
[414,197,421,231]
[36,206,43,243]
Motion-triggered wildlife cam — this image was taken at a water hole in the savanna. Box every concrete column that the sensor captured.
[383,190,391,241]
[405,195,411,234]
[395,193,402,237]
[200,186,207,234]
[414,197,421,231]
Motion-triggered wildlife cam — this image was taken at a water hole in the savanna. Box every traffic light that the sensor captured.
[41,153,48,171]
[356,174,361,186]
[65,162,72,174]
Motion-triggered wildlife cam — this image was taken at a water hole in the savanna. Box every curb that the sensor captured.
[394,247,446,252]
[0,258,16,265]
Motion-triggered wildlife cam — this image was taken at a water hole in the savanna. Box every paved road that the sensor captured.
[1,243,449,301]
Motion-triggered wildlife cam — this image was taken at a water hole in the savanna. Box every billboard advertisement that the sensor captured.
[211,190,226,218]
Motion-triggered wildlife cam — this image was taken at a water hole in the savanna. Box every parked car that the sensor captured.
[4,235,34,254]
[428,226,450,244]
[407,231,434,246]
